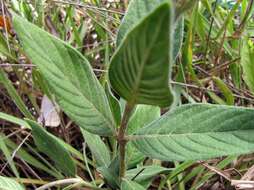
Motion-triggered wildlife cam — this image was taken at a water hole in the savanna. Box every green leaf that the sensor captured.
[0,113,79,178]
[0,69,34,120]
[26,120,76,176]
[241,38,254,94]
[126,165,171,183]
[34,0,45,26]
[128,105,160,134]
[167,161,194,180]
[121,179,146,190]
[212,77,234,105]
[81,129,111,167]
[117,0,183,61]
[126,144,144,168]
[105,85,121,126]
[2,134,62,178]
[0,176,24,190]
[0,137,19,178]
[109,1,174,107]
[127,105,160,167]
[207,91,226,105]
[98,156,120,188]
[190,156,235,190]
[117,0,168,45]
[0,33,17,61]
[13,14,115,136]
[133,104,254,161]
[0,112,30,129]
[173,17,184,60]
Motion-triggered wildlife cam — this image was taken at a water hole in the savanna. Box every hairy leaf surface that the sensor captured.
[133,104,254,161]
[81,129,111,167]
[109,1,174,107]
[117,0,171,45]
[127,105,160,167]
[117,0,183,61]
[13,15,115,136]
[27,120,76,176]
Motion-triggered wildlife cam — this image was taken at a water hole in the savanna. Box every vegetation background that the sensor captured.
[1,0,254,189]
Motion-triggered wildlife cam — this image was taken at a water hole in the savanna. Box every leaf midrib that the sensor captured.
[18,22,115,134]
[131,5,168,103]
[131,127,254,140]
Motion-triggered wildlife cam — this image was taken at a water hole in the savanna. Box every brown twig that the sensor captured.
[199,161,231,181]
[234,0,254,37]
[0,63,36,67]
[170,81,254,103]
[50,0,124,15]
[209,58,241,74]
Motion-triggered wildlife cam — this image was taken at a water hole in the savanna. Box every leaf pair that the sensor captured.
[12,0,254,176]
[13,0,178,139]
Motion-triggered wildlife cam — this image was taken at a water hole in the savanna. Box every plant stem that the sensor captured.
[118,103,134,179]
[204,0,219,64]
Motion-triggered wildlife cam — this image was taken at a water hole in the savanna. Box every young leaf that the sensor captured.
[121,179,146,190]
[98,156,120,188]
[13,15,115,136]
[81,129,111,167]
[0,176,24,190]
[109,0,174,107]
[132,104,254,161]
[128,105,160,134]
[125,165,171,183]
[127,105,160,167]
[173,17,184,60]
[26,120,76,176]
[105,85,121,126]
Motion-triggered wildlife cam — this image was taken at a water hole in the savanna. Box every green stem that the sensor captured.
[118,103,134,179]
[237,0,254,34]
